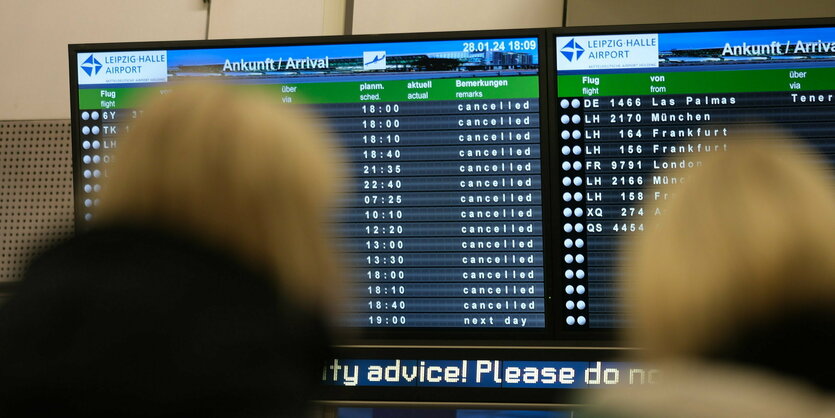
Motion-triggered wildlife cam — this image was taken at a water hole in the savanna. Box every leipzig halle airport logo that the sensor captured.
[363,51,386,70]
[561,39,585,62]
[81,55,103,76]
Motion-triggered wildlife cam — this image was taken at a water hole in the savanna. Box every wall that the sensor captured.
[566,0,835,26]
[352,0,564,34]
[0,1,206,120]
[208,0,346,39]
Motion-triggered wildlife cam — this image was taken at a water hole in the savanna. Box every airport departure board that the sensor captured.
[71,33,550,332]
[553,25,835,329]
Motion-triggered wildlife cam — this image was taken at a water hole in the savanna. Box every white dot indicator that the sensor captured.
[563,208,572,217]
[572,145,582,155]
[576,269,586,279]
[562,161,571,171]
[577,285,586,295]
[93,184,101,192]
[574,223,584,232]
[562,192,572,202]
[91,111,100,120]
[572,114,581,124]
[572,130,582,140]
[577,301,587,310]
[575,239,585,248]
[574,208,583,216]
[83,170,92,179]
[560,99,570,109]
[561,146,571,155]
[564,223,573,233]
[573,176,583,186]
[573,161,582,170]
[561,115,570,124]
[562,177,572,187]
[93,169,101,178]
[571,98,581,108]
[94,199,100,206]
[566,300,575,310]
[91,126,100,135]
[576,254,585,263]
[92,141,101,149]
[578,316,587,325]
[84,213,93,221]
[565,285,575,294]
[92,155,101,163]
[564,254,574,263]
[561,130,570,140]
[82,126,90,135]
[82,155,91,164]
[81,112,90,121]
[82,141,91,150]
[567,316,576,325]
[83,184,92,193]
[573,192,583,201]
[84,199,93,208]
[565,269,575,279]
[564,238,573,248]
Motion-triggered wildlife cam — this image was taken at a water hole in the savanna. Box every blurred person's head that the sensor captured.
[95,83,343,315]
[624,134,835,387]
[0,83,344,418]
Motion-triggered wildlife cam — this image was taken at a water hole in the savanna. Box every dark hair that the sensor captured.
[0,227,331,417]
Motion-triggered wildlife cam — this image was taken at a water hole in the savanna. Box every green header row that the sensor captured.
[79,76,539,109]
[558,67,835,96]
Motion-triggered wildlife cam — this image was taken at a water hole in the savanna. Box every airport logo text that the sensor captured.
[557,34,659,71]
[78,51,168,85]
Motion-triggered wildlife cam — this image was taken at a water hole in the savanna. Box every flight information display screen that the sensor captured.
[71,33,550,332]
[553,24,835,329]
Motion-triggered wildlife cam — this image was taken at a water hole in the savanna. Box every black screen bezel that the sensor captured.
[541,16,835,345]
[68,28,565,343]
[68,17,835,353]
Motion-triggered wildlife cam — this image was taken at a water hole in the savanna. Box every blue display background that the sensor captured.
[323,359,654,389]
[167,38,540,67]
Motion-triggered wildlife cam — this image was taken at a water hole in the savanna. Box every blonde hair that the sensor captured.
[95,83,343,314]
[625,134,835,358]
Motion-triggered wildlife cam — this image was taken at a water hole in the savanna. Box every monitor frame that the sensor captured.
[68,16,835,353]
[68,28,570,343]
